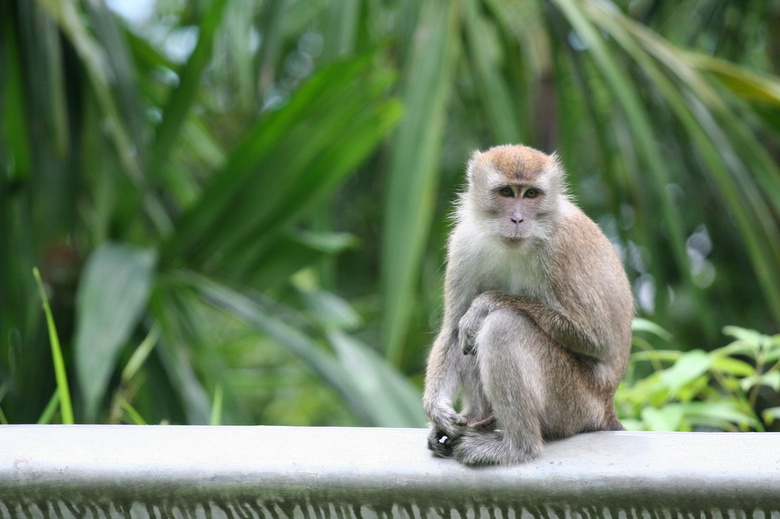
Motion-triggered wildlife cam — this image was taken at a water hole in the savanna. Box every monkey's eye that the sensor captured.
[498,186,515,198]
[523,188,540,199]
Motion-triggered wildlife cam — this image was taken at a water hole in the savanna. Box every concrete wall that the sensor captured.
[1,425,779,518]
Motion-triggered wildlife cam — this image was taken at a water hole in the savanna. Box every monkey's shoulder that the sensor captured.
[552,202,633,318]
[552,203,621,266]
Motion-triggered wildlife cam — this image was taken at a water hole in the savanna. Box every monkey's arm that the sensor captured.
[423,261,479,441]
[423,326,470,457]
[463,291,608,360]
[423,327,467,431]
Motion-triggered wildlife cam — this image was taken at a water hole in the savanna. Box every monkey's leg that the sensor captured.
[427,353,491,458]
[458,308,604,466]
[460,354,493,426]
[451,310,547,466]
[454,309,603,466]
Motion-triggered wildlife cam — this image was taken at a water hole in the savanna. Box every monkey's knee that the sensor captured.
[473,309,526,352]
[474,310,543,375]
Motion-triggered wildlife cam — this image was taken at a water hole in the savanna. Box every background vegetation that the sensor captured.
[1,0,779,430]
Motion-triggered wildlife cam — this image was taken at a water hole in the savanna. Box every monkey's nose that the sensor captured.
[511,214,524,224]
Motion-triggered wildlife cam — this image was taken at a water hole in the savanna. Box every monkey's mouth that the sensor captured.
[500,233,527,245]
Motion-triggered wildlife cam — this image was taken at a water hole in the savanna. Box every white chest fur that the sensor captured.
[454,226,551,302]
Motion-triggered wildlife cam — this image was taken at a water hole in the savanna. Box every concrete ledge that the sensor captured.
[1,426,779,518]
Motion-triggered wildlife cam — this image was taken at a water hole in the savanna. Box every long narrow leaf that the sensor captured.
[83,0,146,165]
[236,230,358,290]
[74,243,157,422]
[148,0,230,177]
[327,330,425,427]
[181,273,421,426]
[551,0,718,336]
[33,268,74,424]
[382,0,459,365]
[464,0,522,144]
[163,55,401,278]
[34,0,171,235]
[585,2,780,328]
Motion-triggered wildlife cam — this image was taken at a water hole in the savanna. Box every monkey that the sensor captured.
[422,144,633,466]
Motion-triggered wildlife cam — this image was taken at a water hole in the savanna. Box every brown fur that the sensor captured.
[472,145,553,182]
[423,144,633,466]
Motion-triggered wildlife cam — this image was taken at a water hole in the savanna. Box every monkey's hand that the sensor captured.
[458,293,496,355]
[426,404,467,435]
[425,402,468,457]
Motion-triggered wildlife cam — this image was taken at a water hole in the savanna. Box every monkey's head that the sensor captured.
[461,145,568,246]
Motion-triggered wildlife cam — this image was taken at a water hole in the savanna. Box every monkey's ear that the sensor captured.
[548,152,567,177]
[466,149,484,180]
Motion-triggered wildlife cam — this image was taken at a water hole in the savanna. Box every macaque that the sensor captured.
[423,144,633,466]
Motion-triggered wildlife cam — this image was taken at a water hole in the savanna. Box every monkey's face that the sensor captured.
[465,146,563,246]
[490,182,550,243]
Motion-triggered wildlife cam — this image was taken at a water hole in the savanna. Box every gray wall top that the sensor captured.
[1,425,779,518]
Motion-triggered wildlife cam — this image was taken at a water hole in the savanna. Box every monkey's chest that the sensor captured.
[477,251,550,301]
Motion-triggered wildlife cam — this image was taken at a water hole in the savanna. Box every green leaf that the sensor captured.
[464,0,522,144]
[688,53,780,106]
[164,54,400,275]
[661,349,711,395]
[560,0,720,336]
[75,243,157,422]
[740,372,780,393]
[183,272,423,427]
[328,330,426,427]
[382,0,459,365]
[33,267,73,424]
[683,401,758,430]
[183,274,372,425]
[36,0,170,234]
[723,325,768,346]
[210,384,224,426]
[630,349,683,364]
[230,230,358,290]
[762,406,780,426]
[641,404,683,431]
[618,418,645,432]
[148,0,230,177]
[631,318,674,342]
[82,0,146,163]
[720,326,768,359]
[710,355,755,378]
[584,1,780,330]
[36,392,61,425]
[765,346,780,364]
[300,289,363,331]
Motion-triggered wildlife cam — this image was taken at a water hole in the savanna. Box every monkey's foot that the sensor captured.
[452,430,541,466]
[427,428,455,458]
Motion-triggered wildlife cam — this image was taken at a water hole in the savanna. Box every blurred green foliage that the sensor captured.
[619,323,780,431]
[1,0,779,429]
